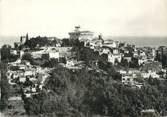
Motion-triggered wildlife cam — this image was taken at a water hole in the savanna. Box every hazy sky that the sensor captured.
[0,0,167,38]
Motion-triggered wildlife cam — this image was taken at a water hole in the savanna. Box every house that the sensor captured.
[138,58,147,65]
[18,64,26,70]
[31,46,72,59]
[133,49,139,58]
[49,52,59,59]
[100,47,111,55]
[123,53,133,62]
[58,47,72,58]
[119,69,127,74]
[141,109,160,117]
[108,53,122,65]
[10,49,17,55]
[24,70,36,76]
[140,61,162,72]
[31,50,44,58]
[19,50,24,59]
[141,70,160,79]
[112,48,119,54]
[19,77,26,83]
[89,39,102,49]
[66,59,75,67]
[122,75,135,85]
[89,36,103,49]
[122,73,143,88]
[140,51,146,58]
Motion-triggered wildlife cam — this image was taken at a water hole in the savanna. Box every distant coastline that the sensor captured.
[106,36,167,48]
[0,36,167,48]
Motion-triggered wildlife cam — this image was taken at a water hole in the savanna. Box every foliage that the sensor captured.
[0,44,18,62]
[61,38,71,47]
[42,58,59,68]
[41,53,49,60]
[24,36,50,49]
[129,57,139,68]
[22,64,167,117]
[78,47,99,65]
[0,63,10,110]
[22,53,33,62]
[1,44,11,61]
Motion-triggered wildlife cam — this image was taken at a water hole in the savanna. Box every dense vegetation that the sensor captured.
[20,41,167,117]
[1,45,18,62]
[24,36,59,49]
[155,47,167,68]
[0,62,10,111]
[22,65,167,117]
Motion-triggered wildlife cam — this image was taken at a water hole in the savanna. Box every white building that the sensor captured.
[101,48,111,55]
[89,38,103,49]
[138,58,147,65]
[108,53,122,65]
[31,51,44,58]
[20,50,24,59]
[66,59,75,67]
[141,70,160,79]
[122,75,135,85]
[24,70,35,76]
[10,50,17,55]
[49,52,59,59]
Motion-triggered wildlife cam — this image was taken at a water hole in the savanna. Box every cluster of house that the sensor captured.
[8,26,167,90]
[6,59,52,97]
[68,26,167,88]
[69,26,157,65]
[119,61,166,89]
[31,46,72,59]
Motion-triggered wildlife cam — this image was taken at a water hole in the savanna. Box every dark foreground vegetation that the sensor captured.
[22,65,167,117]
[0,62,10,111]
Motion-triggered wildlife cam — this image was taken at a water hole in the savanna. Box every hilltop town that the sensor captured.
[1,26,167,117]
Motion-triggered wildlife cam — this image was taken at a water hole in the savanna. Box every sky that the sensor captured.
[0,0,167,38]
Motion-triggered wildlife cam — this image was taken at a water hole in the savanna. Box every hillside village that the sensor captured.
[1,26,167,117]
[7,26,167,90]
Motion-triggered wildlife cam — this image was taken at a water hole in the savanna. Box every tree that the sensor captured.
[78,47,99,65]
[0,63,10,110]
[129,57,139,68]
[42,53,49,60]
[42,58,58,68]
[162,54,167,68]
[1,44,11,62]
[22,53,33,62]
[24,36,49,49]
[61,38,71,47]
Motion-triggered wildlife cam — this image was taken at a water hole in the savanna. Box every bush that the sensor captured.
[22,53,33,62]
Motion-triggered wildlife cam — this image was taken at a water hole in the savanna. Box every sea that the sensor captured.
[0,36,167,48]
[107,36,167,48]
